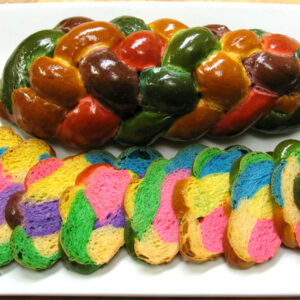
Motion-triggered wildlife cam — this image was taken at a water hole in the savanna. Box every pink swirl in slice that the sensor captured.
[200,206,228,253]
[248,219,281,263]
[85,167,132,225]
[153,168,190,243]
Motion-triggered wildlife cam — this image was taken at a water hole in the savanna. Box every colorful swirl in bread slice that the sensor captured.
[124,144,206,264]
[60,167,135,273]
[0,138,54,266]
[271,140,300,248]
[173,146,250,263]
[9,150,114,270]
[224,152,281,269]
[60,147,159,273]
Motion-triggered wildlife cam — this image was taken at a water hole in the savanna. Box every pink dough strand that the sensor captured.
[85,167,132,223]
[25,158,64,188]
[0,163,13,192]
[200,206,228,253]
[153,168,190,243]
[248,219,281,263]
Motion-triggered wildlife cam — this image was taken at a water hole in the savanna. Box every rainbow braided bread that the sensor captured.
[271,140,300,248]
[1,16,299,149]
[224,152,281,269]
[124,144,206,264]
[172,145,251,263]
[0,130,54,267]
[60,147,159,273]
[9,150,115,270]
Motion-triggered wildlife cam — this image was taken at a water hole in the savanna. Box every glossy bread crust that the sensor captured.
[1,16,300,149]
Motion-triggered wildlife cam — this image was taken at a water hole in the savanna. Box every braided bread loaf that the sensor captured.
[1,16,300,149]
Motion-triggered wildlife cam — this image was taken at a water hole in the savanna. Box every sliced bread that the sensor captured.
[9,150,114,270]
[60,163,136,273]
[271,140,300,248]
[0,138,54,266]
[224,152,281,269]
[173,146,250,263]
[124,144,206,264]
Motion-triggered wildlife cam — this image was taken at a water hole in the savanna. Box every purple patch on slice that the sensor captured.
[93,206,125,229]
[94,219,101,230]
[24,199,62,237]
[109,207,125,228]
[0,183,24,226]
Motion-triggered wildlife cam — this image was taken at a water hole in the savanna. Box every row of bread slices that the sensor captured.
[0,125,299,273]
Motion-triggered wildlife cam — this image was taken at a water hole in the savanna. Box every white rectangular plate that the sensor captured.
[0,1,300,297]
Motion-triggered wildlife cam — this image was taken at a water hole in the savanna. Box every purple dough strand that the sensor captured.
[93,219,101,230]
[0,183,24,226]
[93,206,125,229]
[24,199,62,237]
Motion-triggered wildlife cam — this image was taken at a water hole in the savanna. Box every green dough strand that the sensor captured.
[131,158,169,240]
[10,226,60,270]
[0,242,13,266]
[60,189,96,266]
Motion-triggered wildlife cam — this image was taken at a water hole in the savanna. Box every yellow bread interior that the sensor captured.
[32,232,60,258]
[24,155,90,203]
[1,139,53,182]
[182,173,230,218]
[281,156,300,227]
[0,126,22,149]
[175,173,231,262]
[123,178,141,219]
[59,185,84,222]
[179,213,219,263]
[227,185,273,263]
[87,226,124,265]
[134,225,179,265]
[246,185,274,219]
[0,222,12,244]
[274,205,297,248]
[227,201,257,262]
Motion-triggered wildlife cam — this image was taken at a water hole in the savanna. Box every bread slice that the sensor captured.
[0,126,23,157]
[124,144,206,264]
[173,146,250,263]
[224,152,281,269]
[271,140,300,248]
[60,163,136,274]
[9,150,114,270]
[0,138,54,267]
[0,126,22,266]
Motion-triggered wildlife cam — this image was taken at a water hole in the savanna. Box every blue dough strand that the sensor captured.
[231,160,274,210]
